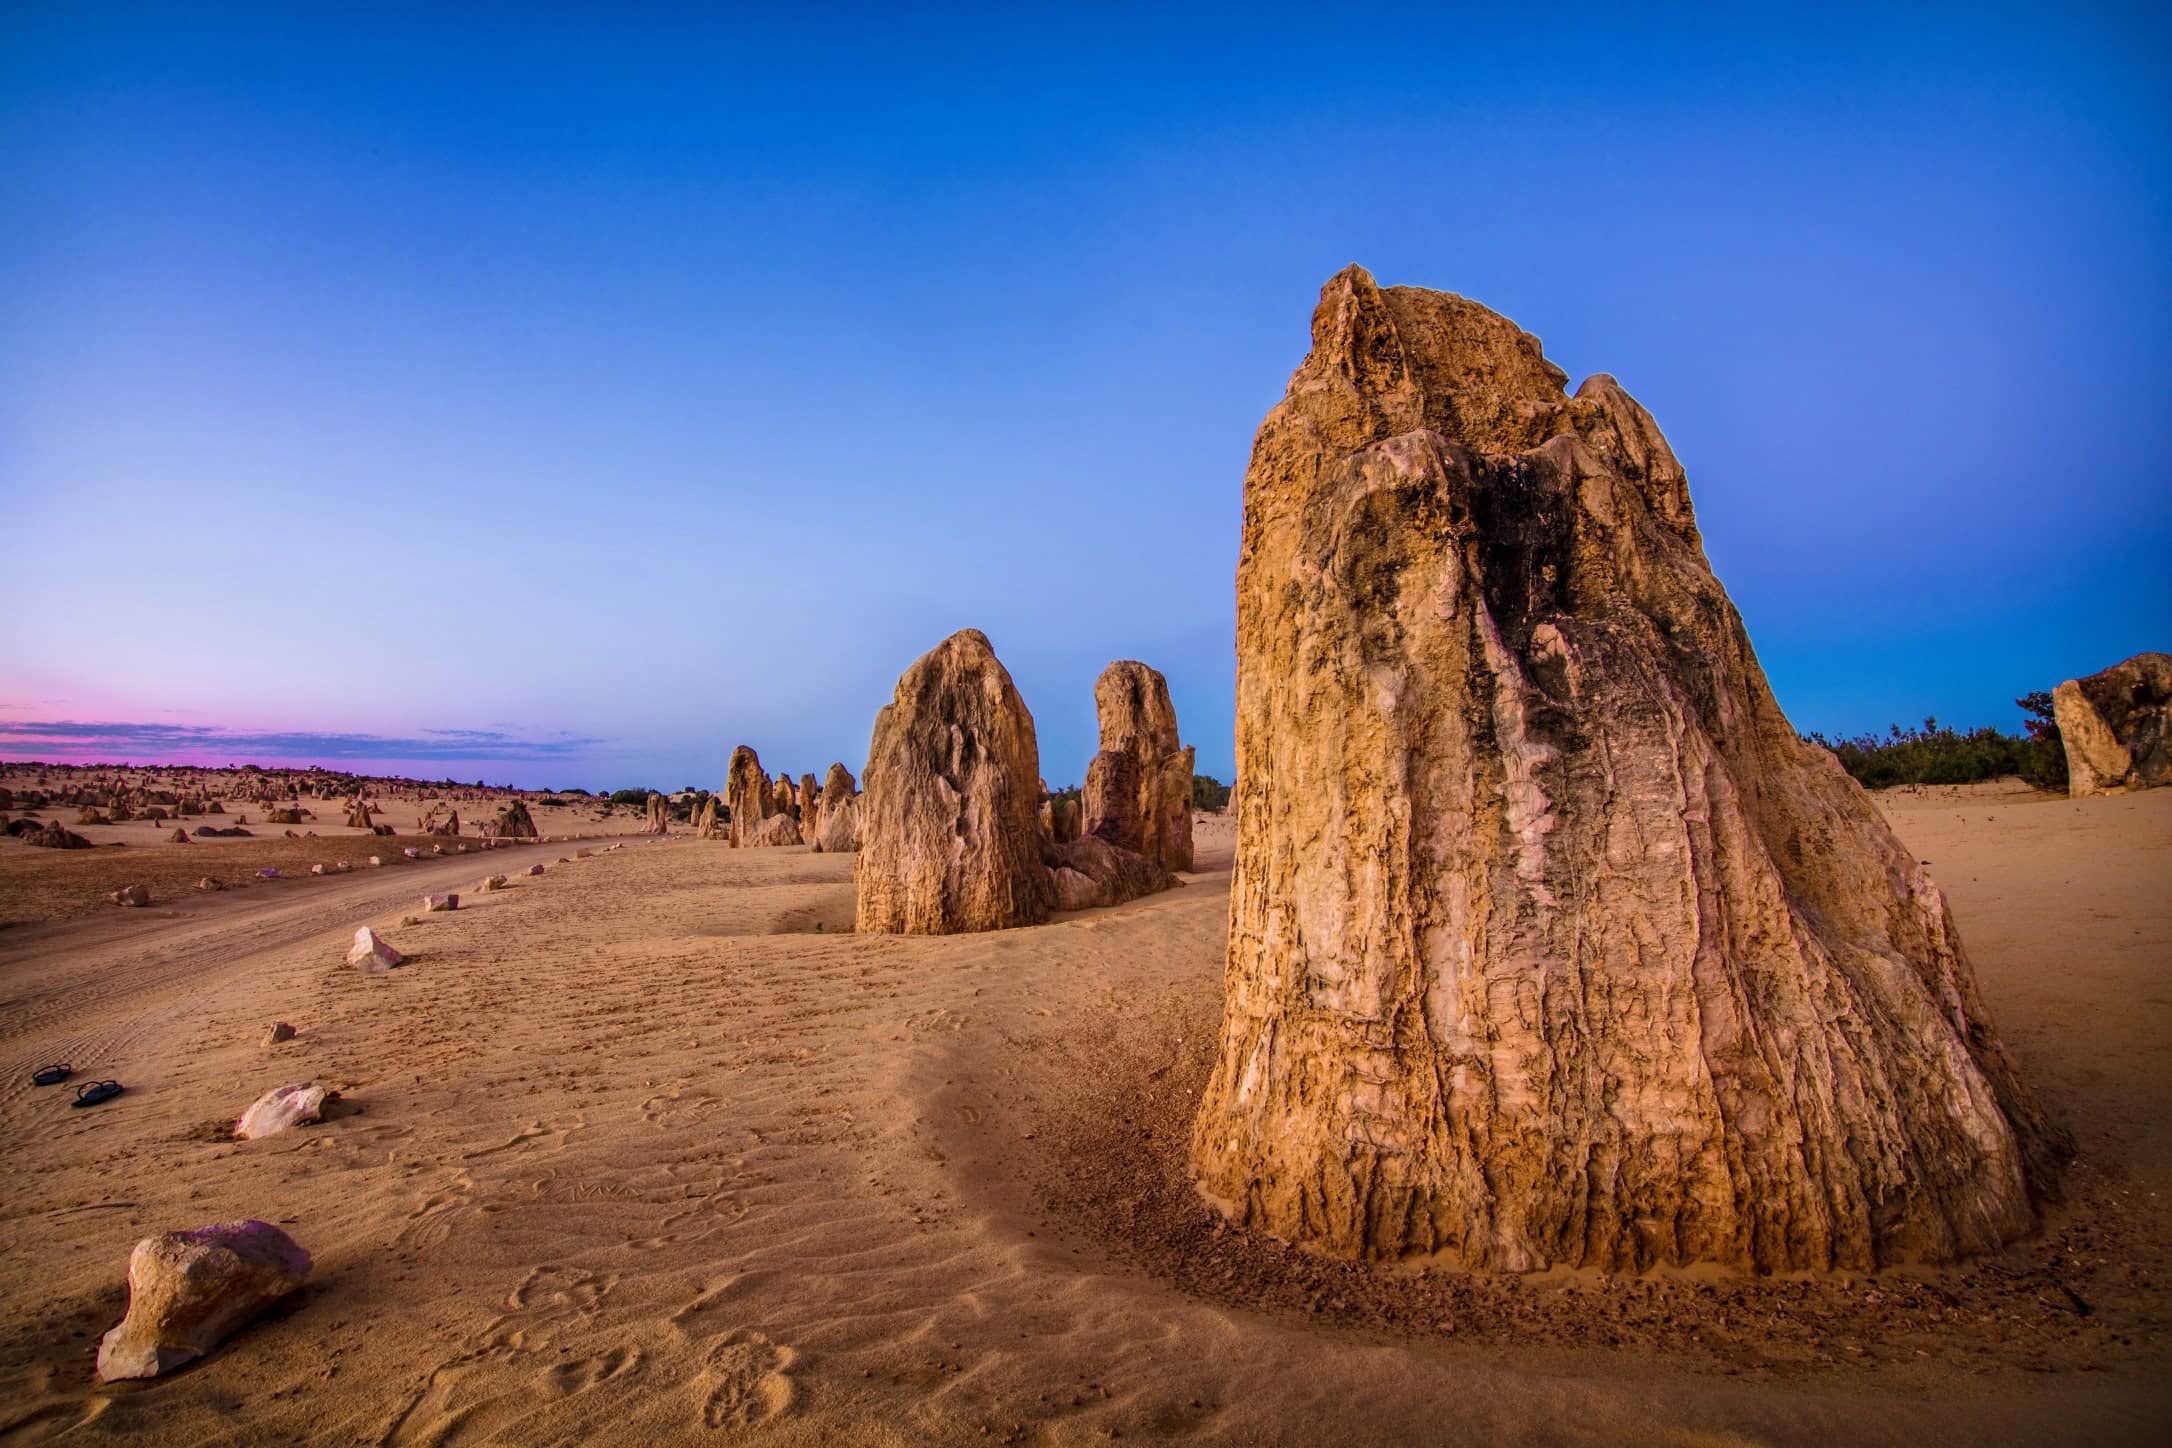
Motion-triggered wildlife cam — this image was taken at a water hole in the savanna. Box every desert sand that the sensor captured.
[0,778,2163,1443]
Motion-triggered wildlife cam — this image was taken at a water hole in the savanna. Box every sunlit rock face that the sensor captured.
[1191,266,2067,1273]
[856,629,1050,935]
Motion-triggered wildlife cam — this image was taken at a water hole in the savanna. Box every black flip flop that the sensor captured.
[71,1080,123,1107]
[31,1063,71,1087]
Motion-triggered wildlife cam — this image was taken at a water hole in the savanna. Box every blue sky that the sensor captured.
[4,3,2167,789]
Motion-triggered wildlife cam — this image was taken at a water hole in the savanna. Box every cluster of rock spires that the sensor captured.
[1183,266,2068,1274]
[709,746,865,851]
[853,631,1187,934]
[2055,651,2171,797]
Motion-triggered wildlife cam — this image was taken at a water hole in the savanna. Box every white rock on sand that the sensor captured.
[234,1082,336,1140]
[347,926,403,972]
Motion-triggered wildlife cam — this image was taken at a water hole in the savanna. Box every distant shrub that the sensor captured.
[1192,774,1232,812]
[606,788,652,807]
[1804,698,2065,792]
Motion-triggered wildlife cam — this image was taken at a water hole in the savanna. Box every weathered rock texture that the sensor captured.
[856,629,1050,934]
[1190,266,2066,1274]
[2053,652,2172,797]
[1043,834,1175,912]
[644,792,669,834]
[812,763,859,852]
[494,800,539,839]
[821,763,857,812]
[694,795,722,839]
[235,1082,336,1140]
[22,821,92,849]
[750,813,803,847]
[726,747,772,847]
[344,798,373,830]
[97,1221,311,1380]
[1083,661,1195,872]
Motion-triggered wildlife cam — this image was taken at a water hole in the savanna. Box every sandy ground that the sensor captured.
[0,785,2165,1445]
[0,776,661,930]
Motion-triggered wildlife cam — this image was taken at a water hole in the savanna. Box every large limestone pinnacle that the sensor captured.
[725,745,771,848]
[856,629,1051,934]
[1084,660,1196,873]
[1190,266,2067,1273]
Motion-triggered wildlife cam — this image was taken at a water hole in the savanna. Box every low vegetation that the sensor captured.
[1804,693,2066,792]
[1192,774,1232,812]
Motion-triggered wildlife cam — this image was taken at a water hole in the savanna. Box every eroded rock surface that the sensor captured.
[726,747,772,848]
[1190,266,2066,1274]
[1043,834,1175,912]
[494,800,539,839]
[97,1221,311,1380]
[857,629,1049,934]
[750,813,803,847]
[235,1083,336,1140]
[1083,661,1195,872]
[2054,652,2172,797]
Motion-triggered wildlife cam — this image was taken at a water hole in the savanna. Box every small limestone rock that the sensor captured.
[196,876,223,892]
[109,884,150,908]
[402,847,420,858]
[310,863,327,876]
[346,927,403,972]
[168,828,190,843]
[255,868,281,880]
[750,813,802,847]
[422,893,458,912]
[478,873,507,892]
[366,855,382,867]
[234,1082,336,1140]
[96,1221,312,1381]
[262,1022,296,1046]
[526,863,544,876]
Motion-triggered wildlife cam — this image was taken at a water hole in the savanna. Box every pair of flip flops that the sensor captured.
[30,1064,123,1107]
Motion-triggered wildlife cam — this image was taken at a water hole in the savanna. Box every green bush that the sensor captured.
[1192,773,1232,812]
[1805,696,2065,792]
[607,788,652,807]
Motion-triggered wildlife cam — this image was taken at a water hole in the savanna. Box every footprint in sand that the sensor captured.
[381,1267,626,1444]
[506,1263,617,1316]
[463,1117,584,1160]
[541,1345,645,1397]
[396,1173,479,1251]
[693,1330,799,1429]
[639,1088,720,1128]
